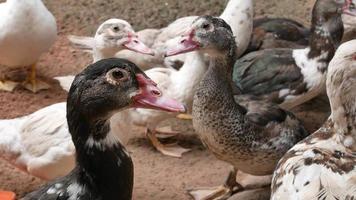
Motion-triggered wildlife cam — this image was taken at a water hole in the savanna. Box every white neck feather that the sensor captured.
[326,41,356,148]
[92,46,120,63]
[172,52,207,106]
[220,0,253,57]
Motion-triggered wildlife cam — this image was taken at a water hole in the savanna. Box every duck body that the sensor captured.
[23,144,133,200]
[0,102,74,180]
[193,58,308,175]
[271,120,356,199]
[233,47,329,107]
[245,17,310,54]
[271,39,356,200]
[233,0,346,109]
[0,0,57,67]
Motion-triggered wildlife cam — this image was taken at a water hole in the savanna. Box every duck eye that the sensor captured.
[112,26,120,32]
[202,23,211,30]
[107,68,129,84]
[112,70,124,79]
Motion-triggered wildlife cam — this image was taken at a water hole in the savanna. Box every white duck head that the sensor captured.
[69,18,154,62]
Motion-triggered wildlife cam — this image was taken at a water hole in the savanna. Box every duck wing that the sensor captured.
[235,94,309,148]
[246,18,310,54]
[234,95,288,126]
[0,103,75,180]
[233,49,306,104]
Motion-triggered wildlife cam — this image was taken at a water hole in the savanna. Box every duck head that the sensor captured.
[68,58,186,121]
[312,0,356,25]
[165,16,235,58]
[94,18,155,56]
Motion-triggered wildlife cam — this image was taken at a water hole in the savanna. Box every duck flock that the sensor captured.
[0,0,356,199]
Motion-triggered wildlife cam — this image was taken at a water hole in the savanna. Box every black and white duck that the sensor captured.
[22,58,185,200]
[233,0,356,110]
[165,16,309,200]
[271,39,356,200]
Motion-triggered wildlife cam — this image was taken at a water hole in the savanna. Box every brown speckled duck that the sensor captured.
[233,0,356,110]
[165,16,309,200]
[271,39,356,200]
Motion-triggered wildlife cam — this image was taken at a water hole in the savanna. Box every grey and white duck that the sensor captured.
[0,0,57,92]
[165,16,309,200]
[0,19,155,180]
[21,58,185,200]
[233,0,356,110]
[271,39,356,200]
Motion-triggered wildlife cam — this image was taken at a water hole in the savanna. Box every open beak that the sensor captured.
[123,33,155,56]
[343,0,356,16]
[132,74,186,113]
[164,30,200,57]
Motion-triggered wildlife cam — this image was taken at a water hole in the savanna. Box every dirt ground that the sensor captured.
[0,0,329,199]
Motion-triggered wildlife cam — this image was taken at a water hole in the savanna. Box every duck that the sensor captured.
[21,58,185,200]
[70,0,253,71]
[0,18,155,180]
[66,0,253,158]
[165,15,309,200]
[232,0,355,110]
[271,39,356,200]
[0,0,57,92]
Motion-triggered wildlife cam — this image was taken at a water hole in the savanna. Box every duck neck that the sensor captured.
[307,14,343,67]
[93,47,118,63]
[220,0,253,57]
[327,55,356,150]
[195,43,246,114]
[67,106,133,199]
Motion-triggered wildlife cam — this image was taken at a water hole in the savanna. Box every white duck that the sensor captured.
[0,0,57,92]
[68,0,253,157]
[271,39,356,200]
[0,18,154,180]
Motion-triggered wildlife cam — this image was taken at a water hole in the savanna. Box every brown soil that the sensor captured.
[0,0,329,199]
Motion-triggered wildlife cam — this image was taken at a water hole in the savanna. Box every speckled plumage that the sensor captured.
[271,39,356,200]
[188,16,309,176]
[233,0,346,110]
[194,58,308,176]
